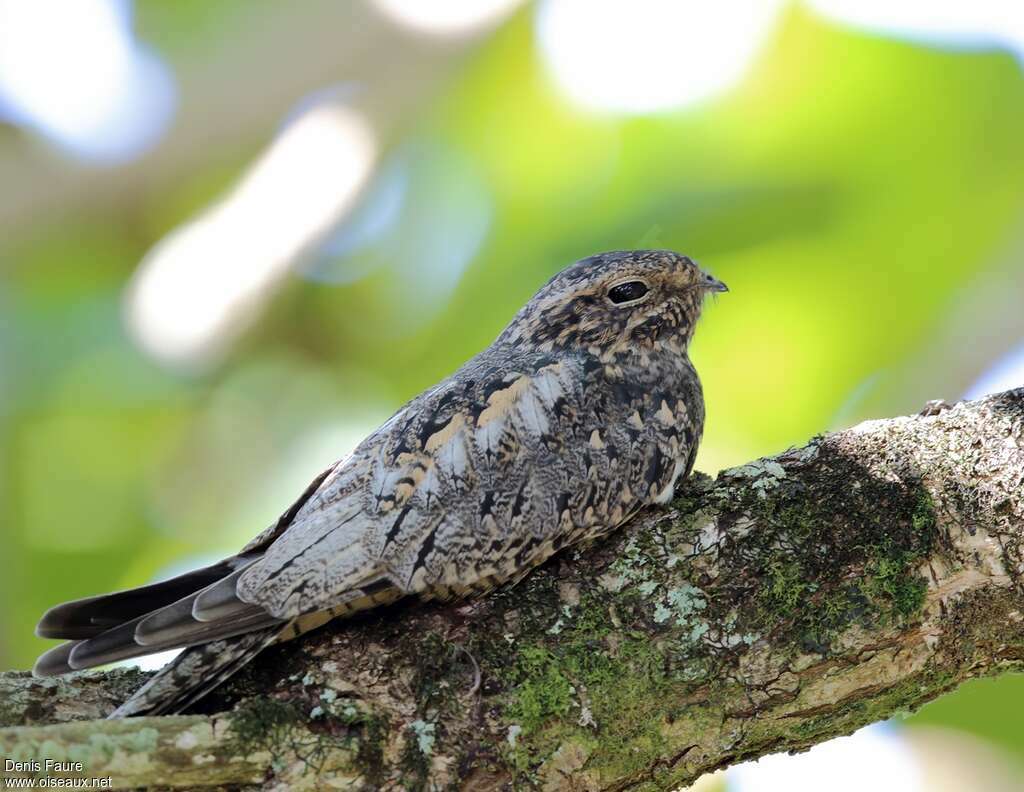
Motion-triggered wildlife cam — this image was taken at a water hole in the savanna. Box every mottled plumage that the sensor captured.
[33,249,726,717]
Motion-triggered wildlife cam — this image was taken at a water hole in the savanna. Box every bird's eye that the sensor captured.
[607,281,649,304]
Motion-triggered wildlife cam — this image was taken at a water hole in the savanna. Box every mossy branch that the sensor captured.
[3,389,1023,790]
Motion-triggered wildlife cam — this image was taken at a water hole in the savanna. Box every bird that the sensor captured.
[32,249,727,718]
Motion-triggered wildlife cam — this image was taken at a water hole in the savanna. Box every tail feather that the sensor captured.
[32,551,281,678]
[33,464,342,714]
[134,595,270,647]
[191,558,262,621]
[32,640,81,678]
[36,556,258,640]
[109,626,284,718]
[65,615,147,669]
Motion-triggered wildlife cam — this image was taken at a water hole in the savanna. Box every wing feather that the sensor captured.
[234,356,590,619]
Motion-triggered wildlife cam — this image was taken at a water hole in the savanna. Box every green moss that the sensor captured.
[504,646,575,734]
[492,462,944,782]
[733,460,939,651]
[764,559,810,614]
[227,694,367,777]
[573,642,677,778]
[864,547,927,618]
[754,541,927,649]
[499,588,692,782]
[911,490,938,536]
[229,697,305,758]
[857,489,936,624]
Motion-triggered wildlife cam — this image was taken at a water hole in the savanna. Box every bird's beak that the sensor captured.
[702,272,729,293]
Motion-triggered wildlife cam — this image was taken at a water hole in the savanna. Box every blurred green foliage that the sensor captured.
[2,1,1023,768]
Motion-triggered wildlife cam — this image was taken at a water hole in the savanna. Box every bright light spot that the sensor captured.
[123,648,182,672]
[535,0,784,114]
[304,156,409,285]
[372,0,522,36]
[306,141,492,332]
[125,103,377,370]
[806,0,1024,59]
[964,342,1024,399]
[727,725,922,792]
[383,143,491,327]
[0,0,174,162]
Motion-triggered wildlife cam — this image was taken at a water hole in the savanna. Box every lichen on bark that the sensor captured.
[1,389,1023,790]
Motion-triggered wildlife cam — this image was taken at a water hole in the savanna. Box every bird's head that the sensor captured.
[499,250,727,359]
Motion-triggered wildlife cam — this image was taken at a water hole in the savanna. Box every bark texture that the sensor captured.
[2,389,1023,790]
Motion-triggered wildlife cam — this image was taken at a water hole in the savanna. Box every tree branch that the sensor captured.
[3,389,1023,790]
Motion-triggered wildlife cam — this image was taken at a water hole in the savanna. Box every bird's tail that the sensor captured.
[109,626,284,718]
[32,551,290,717]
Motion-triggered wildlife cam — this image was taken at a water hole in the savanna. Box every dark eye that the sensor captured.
[607,281,649,304]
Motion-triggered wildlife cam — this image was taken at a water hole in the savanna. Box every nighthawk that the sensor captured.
[34,249,727,717]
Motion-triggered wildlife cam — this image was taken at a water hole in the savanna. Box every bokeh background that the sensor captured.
[2,1,1024,789]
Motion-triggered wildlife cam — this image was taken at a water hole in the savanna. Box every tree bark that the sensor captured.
[2,389,1023,791]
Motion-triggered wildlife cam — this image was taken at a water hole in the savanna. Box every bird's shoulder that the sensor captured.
[382,347,588,456]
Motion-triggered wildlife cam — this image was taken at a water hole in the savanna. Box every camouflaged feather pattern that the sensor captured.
[34,249,726,717]
[238,250,711,618]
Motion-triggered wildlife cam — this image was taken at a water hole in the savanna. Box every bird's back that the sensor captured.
[238,341,702,616]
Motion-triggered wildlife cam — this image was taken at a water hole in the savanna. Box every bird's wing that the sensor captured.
[237,352,596,618]
[35,367,493,675]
